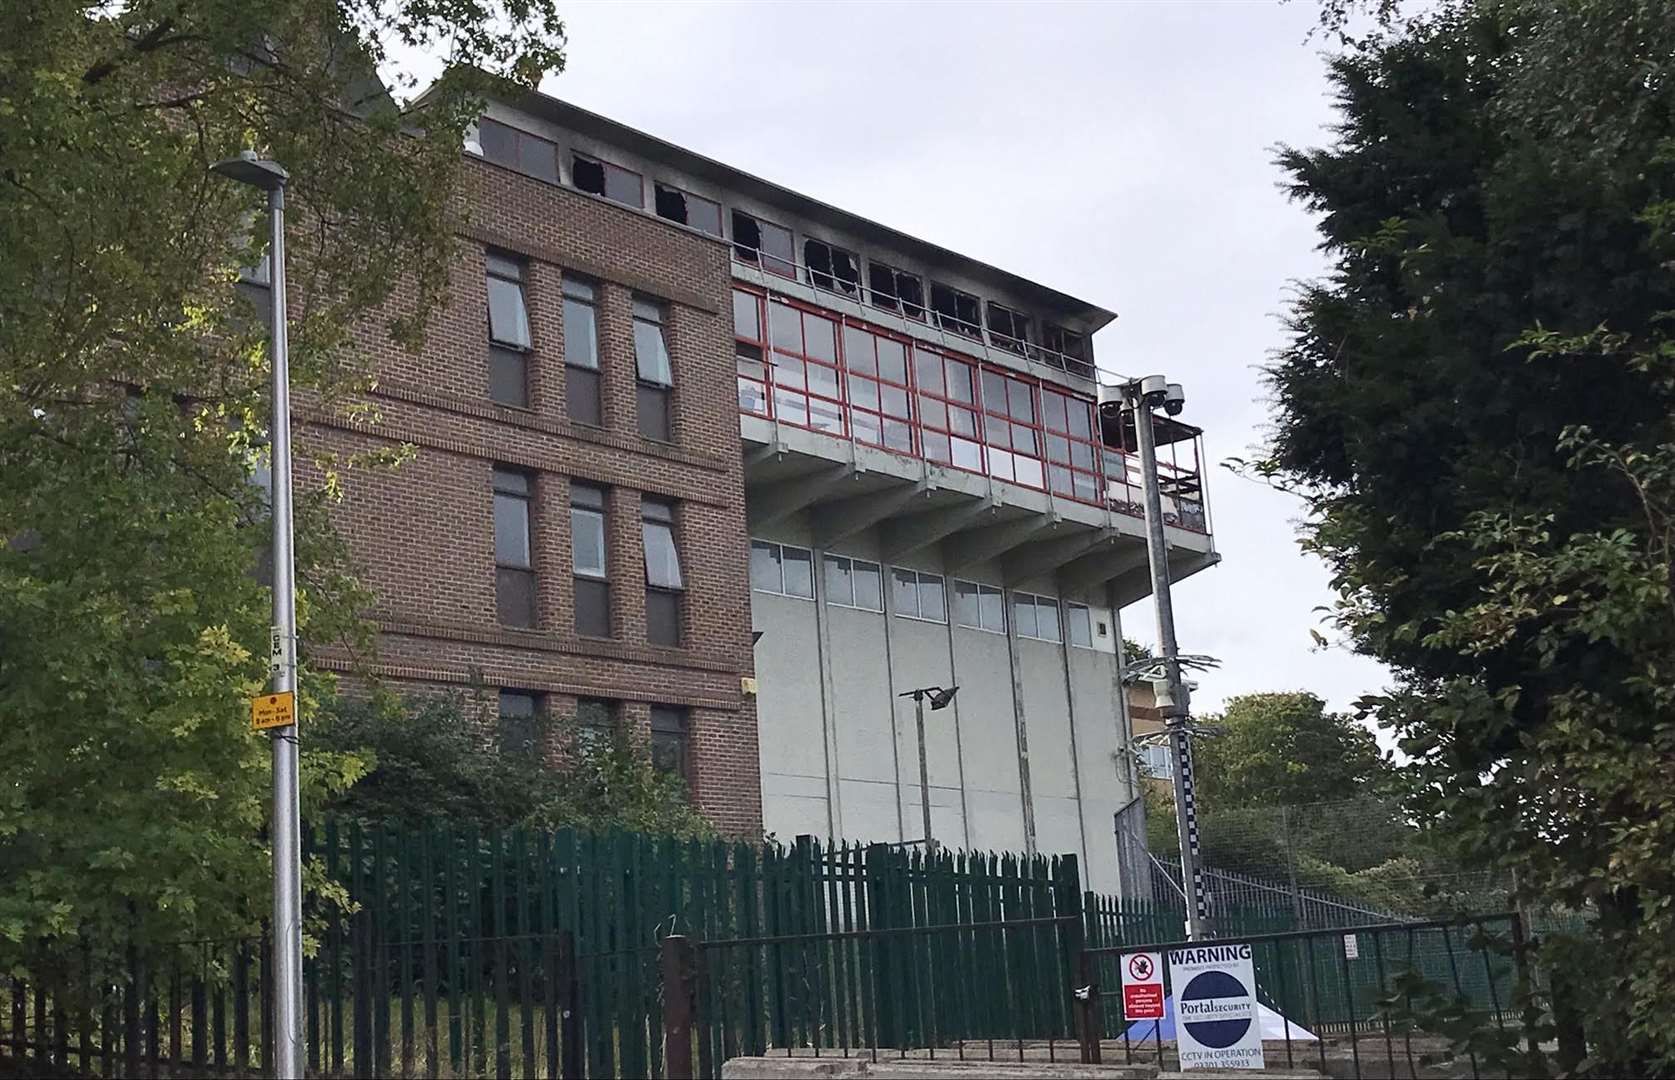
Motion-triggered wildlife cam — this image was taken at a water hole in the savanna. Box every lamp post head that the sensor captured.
[900,685,959,710]
[210,150,289,191]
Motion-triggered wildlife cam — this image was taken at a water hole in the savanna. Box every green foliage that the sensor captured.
[1194,691,1390,808]
[0,1,563,987]
[310,688,714,839]
[1265,1,1675,1070]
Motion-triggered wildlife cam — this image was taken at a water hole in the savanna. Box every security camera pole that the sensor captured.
[1126,375,1210,941]
[210,150,303,1077]
[899,686,958,856]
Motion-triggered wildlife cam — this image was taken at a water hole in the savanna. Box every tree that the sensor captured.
[0,1,564,989]
[309,688,714,839]
[1261,1,1675,1068]
[1193,692,1388,809]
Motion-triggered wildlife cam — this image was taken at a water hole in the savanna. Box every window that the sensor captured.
[986,302,1031,355]
[914,346,985,473]
[1012,591,1061,642]
[649,706,690,784]
[571,483,609,637]
[841,324,913,453]
[486,253,531,407]
[804,238,859,296]
[1067,602,1093,648]
[867,261,925,320]
[734,289,769,415]
[563,277,602,426]
[498,690,542,754]
[572,151,642,208]
[494,469,536,628]
[476,118,559,183]
[953,580,1006,633]
[643,499,683,646]
[1042,388,1101,503]
[766,300,843,434]
[750,540,814,599]
[824,555,883,611]
[890,568,946,622]
[633,298,674,441]
[1136,743,1172,780]
[980,370,1043,488]
[930,282,981,338]
[731,210,795,279]
[654,183,723,236]
[1043,323,1089,368]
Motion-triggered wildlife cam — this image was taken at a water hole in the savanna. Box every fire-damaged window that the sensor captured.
[731,210,795,278]
[930,282,981,338]
[572,152,642,208]
[868,261,925,320]
[1043,323,1089,366]
[803,237,859,296]
[986,301,1031,355]
[654,183,723,237]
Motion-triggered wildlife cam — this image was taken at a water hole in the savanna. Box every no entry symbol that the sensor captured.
[1128,954,1154,981]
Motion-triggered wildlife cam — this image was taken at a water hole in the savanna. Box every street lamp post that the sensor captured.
[211,150,302,1078]
[1125,375,1211,941]
[898,686,959,856]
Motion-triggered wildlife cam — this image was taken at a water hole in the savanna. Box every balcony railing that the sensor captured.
[734,285,1209,535]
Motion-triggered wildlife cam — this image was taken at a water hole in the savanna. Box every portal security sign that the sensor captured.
[1167,942,1264,1070]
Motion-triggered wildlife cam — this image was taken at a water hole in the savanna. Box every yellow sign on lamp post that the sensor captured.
[250,691,296,732]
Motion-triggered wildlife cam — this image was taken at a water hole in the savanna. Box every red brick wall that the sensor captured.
[301,157,761,838]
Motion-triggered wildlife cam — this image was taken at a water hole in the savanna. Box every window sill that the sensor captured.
[827,602,883,615]
[955,624,1006,636]
[752,587,815,602]
[892,613,947,626]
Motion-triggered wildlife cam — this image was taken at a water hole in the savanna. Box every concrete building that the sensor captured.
[309,86,1218,893]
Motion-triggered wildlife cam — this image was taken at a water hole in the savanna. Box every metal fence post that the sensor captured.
[1074,949,1103,1065]
[662,935,697,1080]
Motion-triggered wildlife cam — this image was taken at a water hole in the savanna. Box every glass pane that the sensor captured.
[881,386,911,419]
[739,377,768,415]
[489,346,527,407]
[982,371,1006,413]
[1038,598,1062,642]
[891,568,918,617]
[953,580,980,628]
[1071,441,1094,470]
[808,360,840,398]
[1012,423,1037,455]
[774,390,808,426]
[769,302,802,352]
[854,562,882,611]
[1072,471,1099,502]
[979,586,1005,632]
[494,493,530,567]
[1043,390,1068,432]
[635,318,673,385]
[984,413,1011,448]
[1014,455,1043,488]
[1050,464,1074,495]
[571,507,605,576]
[922,430,951,463]
[750,540,782,592]
[851,409,882,445]
[808,397,845,433]
[848,376,880,411]
[646,588,680,646]
[949,406,977,438]
[688,196,723,237]
[603,162,642,207]
[914,349,944,394]
[783,547,814,598]
[523,138,559,183]
[568,366,602,425]
[877,339,907,383]
[761,221,795,268]
[564,297,598,369]
[1008,379,1035,422]
[638,383,671,441]
[988,448,1014,481]
[497,567,536,628]
[919,397,947,430]
[643,520,683,589]
[575,576,610,637]
[650,727,685,773]
[951,438,983,472]
[824,555,854,606]
[803,314,836,363]
[478,118,517,165]
[844,327,876,375]
[487,276,531,348]
[1047,434,1071,464]
[945,361,974,403]
[883,420,913,453]
[1069,604,1092,647]
[920,575,945,622]
[1012,594,1037,639]
[1068,400,1093,439]
[733,290,761,340]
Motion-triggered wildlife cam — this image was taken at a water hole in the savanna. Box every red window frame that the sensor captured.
[913,343,986,475]
[841,322,915,453]
[767,297,846,436]
[734,288,770,417]
[978,367,1045,490]
[1041,387,1102,503]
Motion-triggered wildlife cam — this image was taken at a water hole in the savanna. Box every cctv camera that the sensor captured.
[1163,382,1186,416]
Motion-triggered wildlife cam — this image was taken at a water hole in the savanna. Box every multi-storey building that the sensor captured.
[306,85,1217,892]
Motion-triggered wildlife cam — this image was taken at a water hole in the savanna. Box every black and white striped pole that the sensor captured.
[1125,375,1211,941]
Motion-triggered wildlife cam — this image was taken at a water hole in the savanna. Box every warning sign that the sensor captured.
[250,691,296,731]
[1120,950,1165,1020]
[1168,942,1264,1070]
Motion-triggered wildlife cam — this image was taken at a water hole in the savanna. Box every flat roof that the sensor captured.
[490,84,1118,334]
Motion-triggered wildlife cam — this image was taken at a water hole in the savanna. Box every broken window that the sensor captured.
[986,302,1031,355]
[654,183,723,237]
[868,261,925,320]
[477,118,559,184]
[731,210,795,278]
[803,237,859,296]
[572,152,642,208]
[1043,323,1089,369]
[930,282,981,338]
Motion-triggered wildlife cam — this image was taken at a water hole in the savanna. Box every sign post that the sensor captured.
[1120,950,1165,1022]
[1168,943,1264,1070]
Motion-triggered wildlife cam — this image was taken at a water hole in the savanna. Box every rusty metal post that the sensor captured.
[662,935,697,1080]
[1074,950,1103,1065]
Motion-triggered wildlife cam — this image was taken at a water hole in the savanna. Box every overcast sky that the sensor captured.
[399,0,1393,714]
